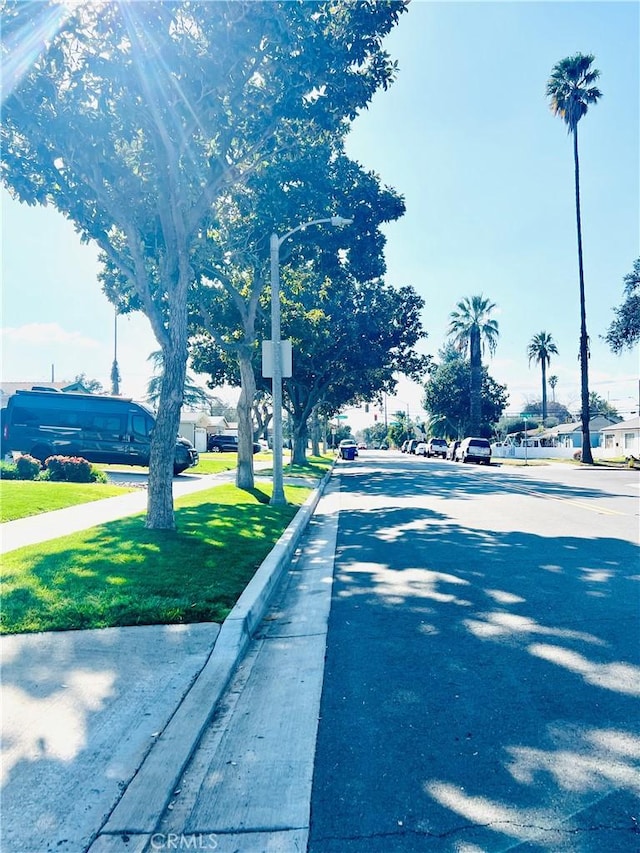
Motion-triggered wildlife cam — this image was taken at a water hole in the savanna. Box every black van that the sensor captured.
[2,388,198,475]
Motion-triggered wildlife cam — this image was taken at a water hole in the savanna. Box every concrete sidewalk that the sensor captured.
[1,464,336,853]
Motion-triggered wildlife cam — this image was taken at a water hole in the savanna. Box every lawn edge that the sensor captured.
[92,461,336,843]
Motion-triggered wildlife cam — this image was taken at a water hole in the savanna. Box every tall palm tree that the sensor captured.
[547,53,602,464]
[527,332,559,421]
[548,374,559,402]
[448,294,499,434]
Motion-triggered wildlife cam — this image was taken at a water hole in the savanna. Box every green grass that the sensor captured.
[1,482,311,635]
[100,451,274,477]
[0,480,134,523]
[258,454,334,479]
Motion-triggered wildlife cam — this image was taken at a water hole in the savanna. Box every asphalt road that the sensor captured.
[308,452,640,852]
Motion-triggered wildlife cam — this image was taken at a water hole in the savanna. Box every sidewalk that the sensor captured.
[1,464,337,853]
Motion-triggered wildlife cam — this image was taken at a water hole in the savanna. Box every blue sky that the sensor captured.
[2,1,639,426]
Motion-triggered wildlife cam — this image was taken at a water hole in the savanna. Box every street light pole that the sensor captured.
[269,215,352,506]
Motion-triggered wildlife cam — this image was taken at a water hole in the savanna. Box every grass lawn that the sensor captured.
[100,451,276,477]
[0,480,134,523]
[1,482,311,635]
[257,454,334,479]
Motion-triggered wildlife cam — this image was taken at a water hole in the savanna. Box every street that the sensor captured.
[308,452,640,852]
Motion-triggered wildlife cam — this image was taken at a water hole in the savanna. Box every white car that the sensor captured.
[414,441,427,457]
[455,437,492,464]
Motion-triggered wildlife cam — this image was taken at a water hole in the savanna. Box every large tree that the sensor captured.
[527,331,559,421]
[605,258,640,354]
[447,295,499,435]
[547,53,602,464]
[187,139,404,487]
[1,0,407,527]
[422,344,508,439]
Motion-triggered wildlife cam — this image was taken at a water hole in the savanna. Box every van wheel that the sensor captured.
[211,446,221,453]
[31,445,52,465]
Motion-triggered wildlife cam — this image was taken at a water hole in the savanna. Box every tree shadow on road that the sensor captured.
[310,499,640,852]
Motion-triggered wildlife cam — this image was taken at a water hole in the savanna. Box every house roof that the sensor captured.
[599,416,640,432]
[509,415,621,441]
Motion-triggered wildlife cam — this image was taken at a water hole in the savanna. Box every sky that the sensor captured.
[2,1,639,433]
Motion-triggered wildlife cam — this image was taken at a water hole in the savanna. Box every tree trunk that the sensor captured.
[146,342,187,530]
[541,359,548,422]
[573,127,594,464]
[469,327,482,435]
[236,348,256,489]
[311,407,321,457]
[292,418,309,466]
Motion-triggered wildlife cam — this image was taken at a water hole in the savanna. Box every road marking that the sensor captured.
[505,481,625,516]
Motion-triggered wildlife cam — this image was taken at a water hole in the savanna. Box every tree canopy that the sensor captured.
[447,295,499,435]
[527,331,559,421]
[1,0,407,525]
[605,258,640,354]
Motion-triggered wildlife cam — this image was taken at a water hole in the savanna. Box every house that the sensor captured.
[599,416,640,460]
[493,415,621,460]
[543,415,620,450]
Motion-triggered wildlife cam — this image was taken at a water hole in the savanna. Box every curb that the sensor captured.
[89,464,335,848]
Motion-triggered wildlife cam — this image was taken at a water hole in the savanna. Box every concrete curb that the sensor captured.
[90,464,335,848]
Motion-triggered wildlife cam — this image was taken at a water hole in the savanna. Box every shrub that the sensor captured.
[91,466,108,483]
[0,460,18,480]
[45,455,94,483]
[15,454,41,480]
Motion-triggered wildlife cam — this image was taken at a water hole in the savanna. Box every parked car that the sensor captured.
[426,438,448,458]
[208,434,260,454]
[338,438,358,459]
[406,439,419,455]
[447,440,460,461]
[455,437,492,464]
[400,440,409,453]
[414,441,427,456]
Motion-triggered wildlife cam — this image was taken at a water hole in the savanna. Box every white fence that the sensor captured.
[492,445,576,460]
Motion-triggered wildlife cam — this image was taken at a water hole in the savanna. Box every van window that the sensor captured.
[12,405,79,428]
[132,414,151,437]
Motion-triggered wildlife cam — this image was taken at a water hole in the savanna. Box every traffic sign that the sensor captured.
[519,413,530,418]
[336,415,348,420]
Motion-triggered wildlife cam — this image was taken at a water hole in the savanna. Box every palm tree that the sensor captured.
[548,374,559,402]
[547,53,602,464]
[145,351,210,412]
[448,294,499,434]
[527,332,559,421]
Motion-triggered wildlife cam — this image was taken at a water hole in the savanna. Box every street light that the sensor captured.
[269,215,353,505]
